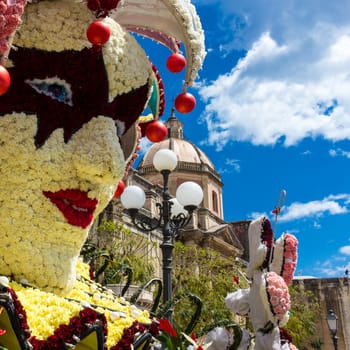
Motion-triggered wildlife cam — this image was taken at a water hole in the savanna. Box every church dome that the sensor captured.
[138,137,215,170]
[137,111,216,174]
[136,109,224,220]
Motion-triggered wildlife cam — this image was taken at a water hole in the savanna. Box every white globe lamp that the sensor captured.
[176,181,203,208]
[120,185,146,209]
[153,149,178,172]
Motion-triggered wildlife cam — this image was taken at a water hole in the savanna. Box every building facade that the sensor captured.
[98,110,248,278]
[293,277,349,350]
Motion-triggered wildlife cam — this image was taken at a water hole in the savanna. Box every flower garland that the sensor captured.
[112,0,206,86]
[263,271,291,322]
[271,233,298,285]
[0,261,156,349]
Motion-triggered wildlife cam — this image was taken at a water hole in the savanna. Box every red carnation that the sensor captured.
[79,308,98,324]
[46,334,66,350]
[69,316,86,335]
[54,324,74,344]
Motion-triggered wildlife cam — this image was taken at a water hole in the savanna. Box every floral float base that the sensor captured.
[0,261,158,350]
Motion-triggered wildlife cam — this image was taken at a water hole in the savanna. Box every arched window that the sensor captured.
[212,191,218,213]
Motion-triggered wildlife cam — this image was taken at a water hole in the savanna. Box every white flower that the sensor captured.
[182,333,212,350]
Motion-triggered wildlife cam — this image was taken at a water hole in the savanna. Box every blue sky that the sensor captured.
[137,0,350,278]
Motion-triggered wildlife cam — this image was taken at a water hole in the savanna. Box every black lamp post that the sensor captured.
[326,309,338,350]
[120,149,203,321]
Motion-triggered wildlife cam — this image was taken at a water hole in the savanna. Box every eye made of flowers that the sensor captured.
[25,77,73,106]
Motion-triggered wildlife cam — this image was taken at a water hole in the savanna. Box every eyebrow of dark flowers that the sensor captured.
[0,46,149,148]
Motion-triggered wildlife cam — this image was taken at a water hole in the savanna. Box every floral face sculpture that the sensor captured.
[0,0,205,296]
[0,1,205,348]
[0,0,154,295]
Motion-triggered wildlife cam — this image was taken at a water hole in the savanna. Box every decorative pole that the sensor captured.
[121,149,203,322]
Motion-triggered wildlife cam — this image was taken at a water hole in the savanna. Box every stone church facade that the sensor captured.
[293,277,349,349]
[104,110,250,277]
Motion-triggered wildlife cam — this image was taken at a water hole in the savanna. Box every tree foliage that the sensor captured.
[285,284,322,349]
[82,220,157,285]
[171,241,249,333]
[83,223,321,347]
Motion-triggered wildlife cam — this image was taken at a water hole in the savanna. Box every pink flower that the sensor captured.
[266,272,291,320]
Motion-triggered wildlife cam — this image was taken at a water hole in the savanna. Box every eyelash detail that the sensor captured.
[25,77,73,106]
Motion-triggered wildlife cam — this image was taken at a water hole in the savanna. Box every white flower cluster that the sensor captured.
[113,0,206,86]
[102,16,152,101]
[14,0,94,52]
[169,0,206,84]
[14,0,152,99]
[0,113,124,294]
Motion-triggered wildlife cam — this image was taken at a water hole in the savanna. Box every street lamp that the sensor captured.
[326,309,338,350]
[120,149,203,321]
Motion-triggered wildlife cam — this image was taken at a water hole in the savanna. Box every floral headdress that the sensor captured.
[0,0,206,87]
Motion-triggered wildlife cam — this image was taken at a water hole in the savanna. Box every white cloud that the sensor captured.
[329,148,350,158]
[197,1,350,149]
[205,0,350,52]
[313,221,321,229]
[248,211,268,220]
[312,258,349,277]
[279,194,350,222]
[340,246,350,255]
[224,158,241,173]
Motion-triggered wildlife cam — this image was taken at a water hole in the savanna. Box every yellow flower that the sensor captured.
[7,261,151,347]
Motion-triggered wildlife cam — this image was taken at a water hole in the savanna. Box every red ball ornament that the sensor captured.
[145,120,168,142]
[113,180,125,198]
[87,20,111,45]
[166,53,187,73]
[0,65,11,96]
[174,92,196,114]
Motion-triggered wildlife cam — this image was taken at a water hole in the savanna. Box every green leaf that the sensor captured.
[157,333,177,350]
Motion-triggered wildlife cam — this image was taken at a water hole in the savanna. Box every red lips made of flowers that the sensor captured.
[43,189,98,229]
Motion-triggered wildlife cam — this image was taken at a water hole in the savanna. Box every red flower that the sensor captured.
[8,288,30,337]
[232,274,239,284]
[54,324,74,343]
[149,321,160,336]
[46,334,66,350]
[69,316,86,335]
[280,327,293,344]
[110,320,149,350]
[28,338,47,350]
[0,329,6,336]
[89,267,95,280]
[158,319,177,337]
[79,307,98,324]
